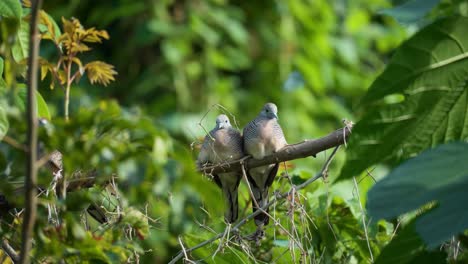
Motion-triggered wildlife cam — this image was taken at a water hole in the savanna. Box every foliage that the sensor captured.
[1,0,467,263]
[341,15,468,180]
[374,220,448,264]
[379,0,442,24]
[340,0,468,263]
[368,142,468,248]
[39,16,117,120]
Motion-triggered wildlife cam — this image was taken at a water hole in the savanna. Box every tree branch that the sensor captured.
[169,132,346,264]
[20,0,43,263]
[2,239,19,263]
[199,126,351,174]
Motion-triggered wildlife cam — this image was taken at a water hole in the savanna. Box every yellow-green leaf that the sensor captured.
[85,61,117,86]
[39,11,61,41]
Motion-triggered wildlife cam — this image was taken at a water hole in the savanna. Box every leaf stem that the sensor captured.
[64,56,72,121]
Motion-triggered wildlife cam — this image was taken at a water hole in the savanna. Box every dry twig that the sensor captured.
[1,239,19,263]
[353,177,374,262]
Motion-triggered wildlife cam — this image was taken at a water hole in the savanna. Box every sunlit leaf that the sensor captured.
[21,0,31,7]
[341,16,468,179]
[39,10,61,41]
[15,85,51,120]
[85,61,117,86]
[36,90,51,120]
[62,16,81,36]
[12,20,29,62]
[38,57,55,81]
[0,100,8,140]
[81,27,109,43]
[70,42,91,53]
[0,0,22,20]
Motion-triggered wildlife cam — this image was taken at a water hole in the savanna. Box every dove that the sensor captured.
[243,103,287,233]
[197,114,244,223]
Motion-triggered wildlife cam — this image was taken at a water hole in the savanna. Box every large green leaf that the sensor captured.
[12,20,29,62]
[367,142,468,248]
[341,16,468,179]
[379,0,441,24]
[0,0,22,20]
[15,86,51,120]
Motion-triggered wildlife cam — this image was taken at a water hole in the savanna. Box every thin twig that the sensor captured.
[178,236,195,264]
[168,145,342,264]
[2,135,27,152]
[19,0,42,263]
[212,224,231,259]
[353,177,374,263]
[325,180,338,242]
[240,163,260,209]
[2,239,19,263]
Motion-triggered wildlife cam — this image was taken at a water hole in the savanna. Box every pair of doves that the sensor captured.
[197,103,287,237]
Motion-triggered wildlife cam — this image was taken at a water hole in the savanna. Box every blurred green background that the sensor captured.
[40,0,406,262]
[1,0,414,262]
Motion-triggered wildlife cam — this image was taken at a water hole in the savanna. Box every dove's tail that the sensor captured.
[221,173,241,223]
[250,163,279,227]
[252,188,271,226]
[224,186,239,223]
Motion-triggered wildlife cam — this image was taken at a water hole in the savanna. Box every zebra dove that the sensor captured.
[197,114,244,223]
[243,103,287,232]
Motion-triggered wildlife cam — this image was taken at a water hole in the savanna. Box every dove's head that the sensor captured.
[260,103,278,120]
[215,114,231,129]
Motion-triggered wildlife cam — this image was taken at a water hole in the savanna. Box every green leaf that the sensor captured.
[375,221,424,264]
[15,86,51,120]
[0,0,22,20]
[0,100,8,140]
[0,57,6,89]
[408,250,447,264]
[0,63,7,139]
[35,90,51,120]
[341,16,468,179]
[39,11,62,39]
[121,208,150,238]
[374,218,446,264]
[379,0,441,24]
[12,20,29,62]
[0,57,4,75]
[367,142,468,247]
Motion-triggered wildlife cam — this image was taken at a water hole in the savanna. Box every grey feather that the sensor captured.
[197,114,243,223]
[243,103,287,227]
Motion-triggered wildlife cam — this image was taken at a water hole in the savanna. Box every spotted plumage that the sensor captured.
[197,114,243,223]
[243,103,287,227]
